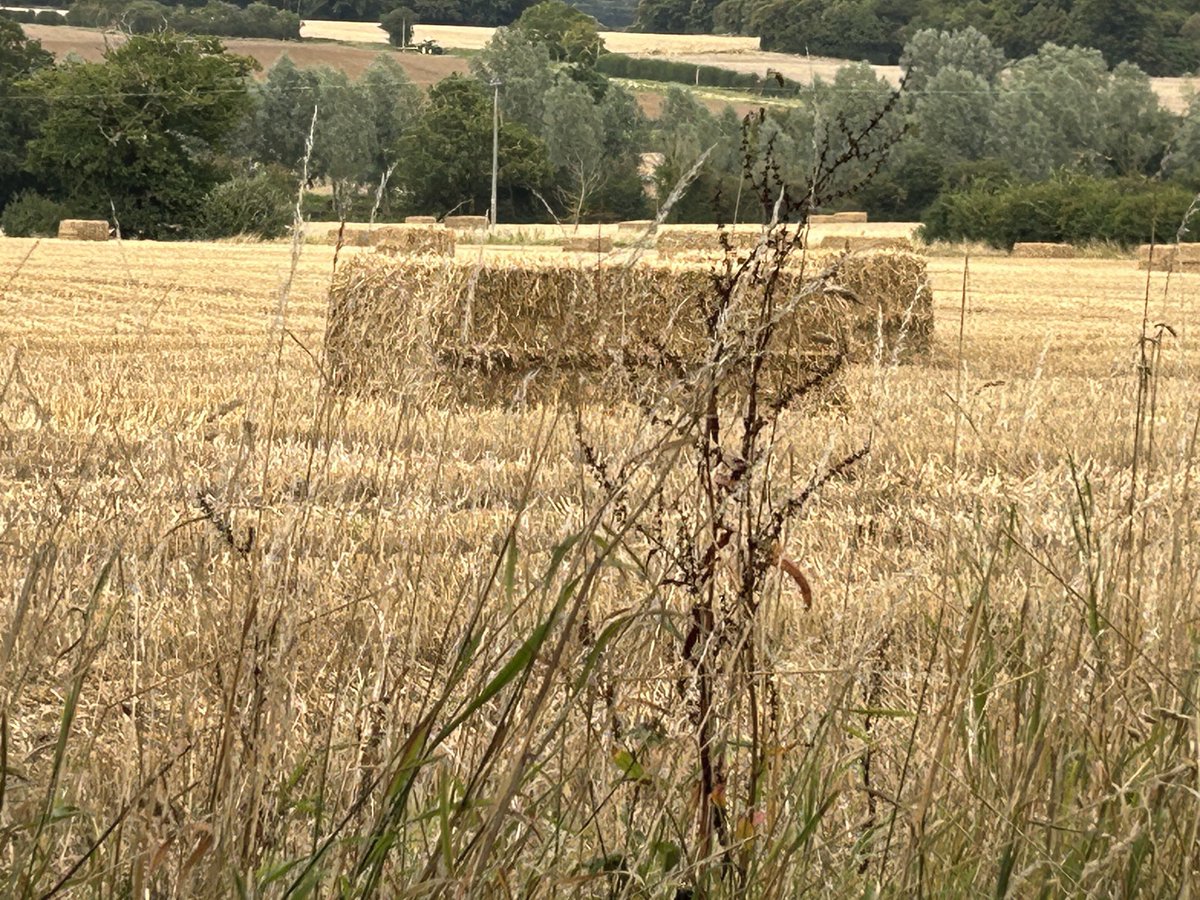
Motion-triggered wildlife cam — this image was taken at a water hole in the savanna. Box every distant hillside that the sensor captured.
[571,0,636,29]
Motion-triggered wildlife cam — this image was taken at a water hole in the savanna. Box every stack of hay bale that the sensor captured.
[325,248,932,402]
[58,219,110,241]
[1138,243,1200,271]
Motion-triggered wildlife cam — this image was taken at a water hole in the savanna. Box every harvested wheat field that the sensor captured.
[2,235,1199,895]
[20,23,468,83]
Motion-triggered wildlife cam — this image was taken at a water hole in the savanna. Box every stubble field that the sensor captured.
[2,234,1199,894]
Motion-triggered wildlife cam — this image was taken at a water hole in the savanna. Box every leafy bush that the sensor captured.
[198,169,294,239]
[921,175,1195,248]
[35,9,66,24]
[1,190,71,237]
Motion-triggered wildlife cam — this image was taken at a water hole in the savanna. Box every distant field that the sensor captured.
[20,23,467,82]
[301,19,760,54]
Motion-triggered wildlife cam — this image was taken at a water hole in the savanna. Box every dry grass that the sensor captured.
[2,236,1199,895]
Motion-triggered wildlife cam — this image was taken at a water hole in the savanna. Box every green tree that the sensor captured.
[0,19,53,209]
[513,0,603,63]
[1070,0,1145,67]
[358,53,422,183]
[899,26,1006,91]
[396,74,551,219]
[311,67,376,215]
[471,26,556,129]
[652,86,743,222]
[1098,61,1172,175]
[911,66,995,163]
[380,6,417,46]
[250,55,321,171]
[542,78,605,220]
[1164,96,1200,185]
[987,43,1110,178]
[26,32,256,238]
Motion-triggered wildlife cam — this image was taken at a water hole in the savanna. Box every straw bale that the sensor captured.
[326,249,931,402]
[444,215,489,231]
[808,214,838,224]
[404,215,438,224]
[321,227,371,246]
[562,235,614,253]
[656,228,766,256]
[818,235,912,252]
[1011,242,1076,258]
[618,220,655,233]
[370,224,455,256]
[831,211,869,223]
[57,219,109,241]
[1137,243,1200,271]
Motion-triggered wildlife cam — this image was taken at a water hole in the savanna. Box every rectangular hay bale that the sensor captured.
[323,227,371,247]
[562,235,614,253]
[404,215,438,224]
[1138,243,1200,271]
[831,211,869,224]
[656,228,766,257]
[58,219,109,241]
[370,224,455,257]
[1011,242,1076,258]
[444,215,490,231]
[325,249,932,402]
[818,235,912,252]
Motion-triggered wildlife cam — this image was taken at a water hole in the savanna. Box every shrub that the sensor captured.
[1,191,72,238]
[921,175,1195,248]
[197,169,293,239]
[0,8,37,23]
[594,52,803,94]
[34,9,66,24]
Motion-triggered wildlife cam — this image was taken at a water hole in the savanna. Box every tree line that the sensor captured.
[3,10,1200,246]
[635,0,1200,77]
